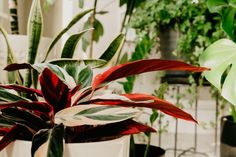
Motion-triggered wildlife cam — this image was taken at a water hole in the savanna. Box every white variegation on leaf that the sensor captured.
[33,63,76,88]
[92,94,154,103]
[55,105,140,126]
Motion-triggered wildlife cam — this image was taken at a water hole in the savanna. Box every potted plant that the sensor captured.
[0,57,207,157]
[130,0,224,84]
[199,1,236,156]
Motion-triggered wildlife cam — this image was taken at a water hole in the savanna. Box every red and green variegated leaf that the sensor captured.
[32,124,64,157]
[0,88,28,102]
[1,107,47,132]
[0,125,23,151]
[83,93,197,123]
[71,86,105,106]
[92,59,209,90]
[0,116,15,128]
[39,68,71,113]
[0,84,42,96]
[0,101,54,119]
[4,63,77,88]
[65,119,155,142]
[55,104,140,127]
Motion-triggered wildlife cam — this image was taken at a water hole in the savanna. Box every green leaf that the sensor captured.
[49,59,107,69]
[61,29,92,58]
[199,38,236,106]
[33,63,76,88]
[99,34,125,63]
[43,9,93,61]
[55,105,140,126]
[1,107,46,132]
[119,53,128,64]
[93,18,104,42]
[32,124,64,157]
[27,0,43,64]
[77,66,93,88]
[0,88,28,102]
[0,116,15,128]
[207,0,236,40]
[25,0,43,88]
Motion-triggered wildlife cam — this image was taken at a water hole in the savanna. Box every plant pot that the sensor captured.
[220,115,236,157]
[0,34,57,82]
[130,144,165,157]
[159,28,188,82]
[0,135,130,157]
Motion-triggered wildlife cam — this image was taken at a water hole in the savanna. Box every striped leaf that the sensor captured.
[32,124,64,157]
[82,93,197,123]
[49,58,107,69]
[99,34,125,63]
[4,63,77,88]
[43,9,93,61]
[25,0,43,87]
[61,29,92,58]
[55,105,140,126]
[0,88,28,102]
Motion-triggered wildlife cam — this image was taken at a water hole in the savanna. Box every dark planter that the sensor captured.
[130,144,165,157]
[220,115,236,157]
[159,27,188,80]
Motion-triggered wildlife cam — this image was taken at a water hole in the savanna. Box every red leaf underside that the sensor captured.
[92,59,209,90]
[39,68,71,112]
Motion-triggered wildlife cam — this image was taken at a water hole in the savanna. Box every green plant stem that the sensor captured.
[89,0,98,58]
[130,135,136,157]
[116,1,135,65]
[144,133,151,157]
[230,104,236,122]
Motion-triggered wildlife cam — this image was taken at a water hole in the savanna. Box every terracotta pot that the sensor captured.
[220,115,236,157]
[1,135,130,157]
[131,144,165,157]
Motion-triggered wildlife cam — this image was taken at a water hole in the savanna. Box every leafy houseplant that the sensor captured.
[131,0,224,65]
[199,1,236,156]
[0,59,207,156]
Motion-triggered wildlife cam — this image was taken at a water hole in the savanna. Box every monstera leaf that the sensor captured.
[199,38,236,106]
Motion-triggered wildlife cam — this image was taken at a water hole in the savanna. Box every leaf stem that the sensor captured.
[89,0,98,58]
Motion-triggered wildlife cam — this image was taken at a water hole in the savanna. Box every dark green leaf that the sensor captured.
[99,34,125,63]
[32,124,64,157]
[77,66,93,88]
[61,29,92,58]
[0,88,28,102]
[1,107,47,132]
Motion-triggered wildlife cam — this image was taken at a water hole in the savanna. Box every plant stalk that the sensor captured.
[89,0,98,58]
[230,104,236,122]
[143,133,151,157]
